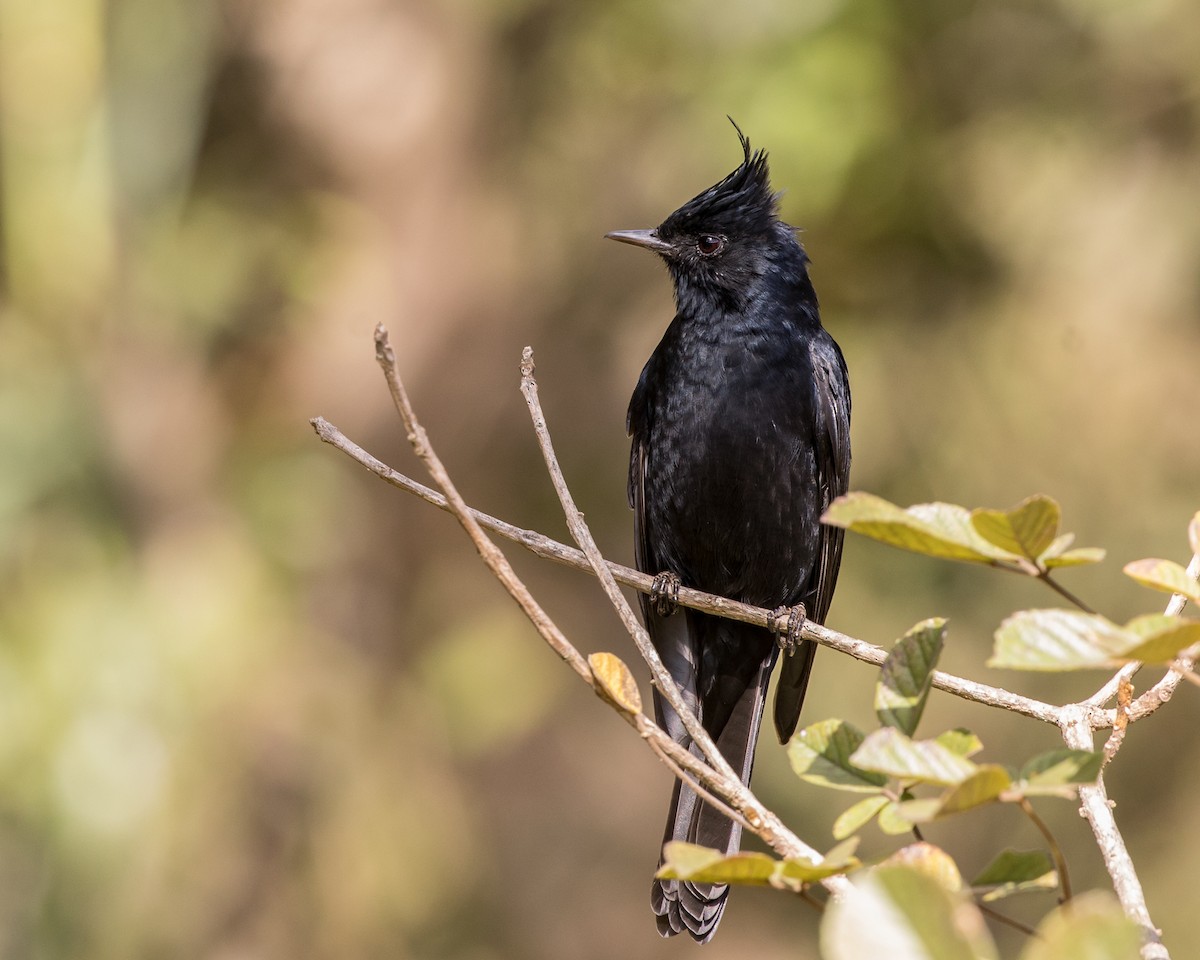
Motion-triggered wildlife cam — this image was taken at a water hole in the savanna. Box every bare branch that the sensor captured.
[1060,707,1168,959]
[518,347,738,782]
[310,417,1063,725]
[359,326,844,889]
[1060,553,1198,959]
[1083,551,1200,725]
[1085,662,1141,711]
[368,326,589,684]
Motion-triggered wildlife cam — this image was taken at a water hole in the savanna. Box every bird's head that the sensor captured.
[606,121,803,312]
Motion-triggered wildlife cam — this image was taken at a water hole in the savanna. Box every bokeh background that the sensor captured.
[2,0,1199,957]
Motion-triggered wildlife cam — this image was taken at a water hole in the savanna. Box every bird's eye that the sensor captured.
[696,235,725,256]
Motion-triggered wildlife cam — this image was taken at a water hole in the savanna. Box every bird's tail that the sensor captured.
[650,654,773,942]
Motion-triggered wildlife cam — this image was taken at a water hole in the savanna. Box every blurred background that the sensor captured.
[2,0,1199,956]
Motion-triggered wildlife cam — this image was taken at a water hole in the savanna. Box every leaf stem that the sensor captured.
[1018,797,1072,903]
[977,902,1041,939]
[1037,571,1097,615]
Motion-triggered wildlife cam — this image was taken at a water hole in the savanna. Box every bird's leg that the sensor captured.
[770,603,807,656]
[650,572,682,617]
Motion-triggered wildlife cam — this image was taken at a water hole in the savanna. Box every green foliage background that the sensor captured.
[1,0,1198,956]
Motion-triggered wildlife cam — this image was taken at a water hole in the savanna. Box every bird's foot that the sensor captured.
[650,572,682,617]
[770,603,807,656]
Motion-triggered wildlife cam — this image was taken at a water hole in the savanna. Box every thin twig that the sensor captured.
[977,903,1040,939]
[517,347,842,873]
[1037,572,1097,615]
[519,347,735,781]
[1086,663,1141,710]
[369,326,590,684]
[1163,553,1200,617]
[310,416,1064,725]
[1101,676,1133,765]
[651,746,753,833]
[1016,797,1072,903]
[1175,666,1200,688]
[797,888,826,913]
[1121,644,1200,724]
[1083,551,1200,724]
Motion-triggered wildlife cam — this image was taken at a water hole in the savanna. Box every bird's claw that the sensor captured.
[770,603,807,656]
[651,572,682,617]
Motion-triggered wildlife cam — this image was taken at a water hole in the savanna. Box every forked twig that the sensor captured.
[1061,707,1167,958]
[363,324,839,881]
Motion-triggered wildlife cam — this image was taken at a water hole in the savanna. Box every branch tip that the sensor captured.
[374,322,395,367]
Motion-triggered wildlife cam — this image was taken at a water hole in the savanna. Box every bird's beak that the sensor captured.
[604,229,673,253]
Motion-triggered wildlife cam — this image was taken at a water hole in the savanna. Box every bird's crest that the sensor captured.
[661,119,780,237]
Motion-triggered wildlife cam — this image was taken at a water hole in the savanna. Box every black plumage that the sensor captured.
[606,125,851,942]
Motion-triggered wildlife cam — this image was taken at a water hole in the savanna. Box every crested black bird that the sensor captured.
[606,124,851,942]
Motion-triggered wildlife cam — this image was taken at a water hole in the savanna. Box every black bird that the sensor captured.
[607,124,851,942]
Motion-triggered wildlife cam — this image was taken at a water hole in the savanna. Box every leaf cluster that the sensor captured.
[657,498,1199,958]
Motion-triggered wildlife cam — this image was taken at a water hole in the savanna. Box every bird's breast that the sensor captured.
[641,331,822,605]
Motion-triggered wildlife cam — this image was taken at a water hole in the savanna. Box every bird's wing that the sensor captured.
[773,335,851,742]
[628,354,701,740]
[806,335,852,624]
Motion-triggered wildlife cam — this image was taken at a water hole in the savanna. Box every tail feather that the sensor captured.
[651,653,773,942]
[773,638,818,743]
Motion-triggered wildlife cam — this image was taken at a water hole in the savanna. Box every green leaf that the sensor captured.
[937,765,1011,815]
[885,767,1011,827]
[851,728,979,786]
[881,842,964,892]
[876,618,947,735]
[1037,532,1074,562]
[1037,533,1106,568]
[972,848,1054,886]
[656,840,861,890]
[885,797,944,827]
[821,867,998,960]
[656,842,724,878]
[789,719,889,792]
[823,493,1016,564]
[971,849,1057,902]
[1120,614,1200,662]
[971,495,1060,562]
[935,728,984,758]
[1041,546,1106,568]
[989,609,1132,670]
[877,800,925,835]
[1020,892,1141,960]
[656,845,775,885]
[823,836,863,866]
[1123,558,1200,604]
[906,502,1020,561]
[833,795,891,840]
[993,609,1200,671]
[1018,749,1102,789]
[778,838,862,886]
